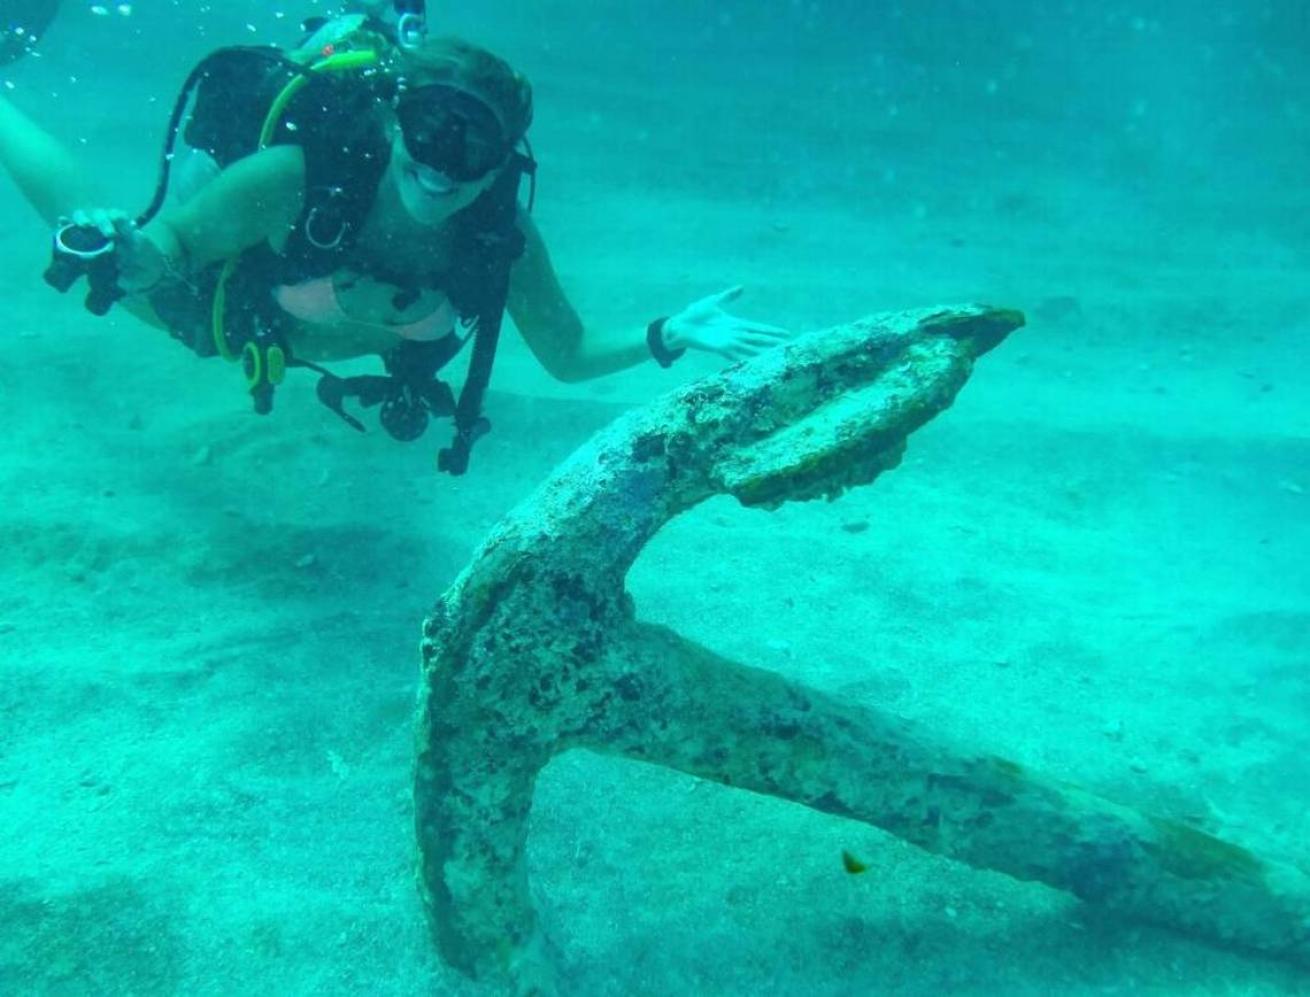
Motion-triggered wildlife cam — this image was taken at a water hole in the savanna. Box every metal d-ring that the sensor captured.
[303,189,347,250]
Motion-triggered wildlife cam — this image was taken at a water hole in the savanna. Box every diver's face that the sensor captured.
[388,129,497,226]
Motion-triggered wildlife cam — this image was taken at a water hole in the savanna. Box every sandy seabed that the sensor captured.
[1,5,1308,994]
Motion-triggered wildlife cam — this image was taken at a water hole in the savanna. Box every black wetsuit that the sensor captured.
[0,0,60,65]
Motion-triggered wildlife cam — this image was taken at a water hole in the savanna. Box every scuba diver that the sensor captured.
[1,0,60,65]
[0,1,789,473]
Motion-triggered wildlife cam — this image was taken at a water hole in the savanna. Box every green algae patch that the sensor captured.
[1148,816,1263,881]
[989,756,1026,780]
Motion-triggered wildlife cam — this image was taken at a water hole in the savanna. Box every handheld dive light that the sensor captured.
[44,223,122,316]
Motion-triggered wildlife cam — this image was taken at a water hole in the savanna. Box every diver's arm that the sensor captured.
[138,144,307,281]
[507,211,792,383]
[0,95,99,225]
[506,211,648,382]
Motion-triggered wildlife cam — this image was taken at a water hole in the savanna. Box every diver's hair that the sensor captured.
[397,36,533,142]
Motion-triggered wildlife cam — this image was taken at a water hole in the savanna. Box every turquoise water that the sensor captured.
[1,2,1307,993]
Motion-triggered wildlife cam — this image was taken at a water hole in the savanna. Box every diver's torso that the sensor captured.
[269,185,462,361]
[281,271,457,360]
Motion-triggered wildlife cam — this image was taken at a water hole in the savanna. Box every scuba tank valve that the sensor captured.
[393,1,428,49]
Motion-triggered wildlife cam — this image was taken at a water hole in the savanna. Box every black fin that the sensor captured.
[0,0,60,67]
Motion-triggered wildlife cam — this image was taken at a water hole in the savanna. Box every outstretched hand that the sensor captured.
[66,207,168,294]
[664,286,791,361]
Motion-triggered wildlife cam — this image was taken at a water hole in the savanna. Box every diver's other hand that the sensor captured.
[68,208,167,294]
[664,286,791,361]
[69,207,131,241]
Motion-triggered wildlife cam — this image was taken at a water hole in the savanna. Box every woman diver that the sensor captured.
[0,1,789,472]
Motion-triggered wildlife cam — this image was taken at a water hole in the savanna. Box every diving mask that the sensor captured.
[395,83,511,183]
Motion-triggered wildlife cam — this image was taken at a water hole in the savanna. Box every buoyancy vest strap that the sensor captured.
[435,156,531,475]
[438,309,500,475]
[209,48,383,396]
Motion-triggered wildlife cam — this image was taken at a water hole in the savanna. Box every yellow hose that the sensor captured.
[212,48,382,366]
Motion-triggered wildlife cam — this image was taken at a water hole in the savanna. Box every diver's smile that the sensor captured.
[406,161,457,197]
